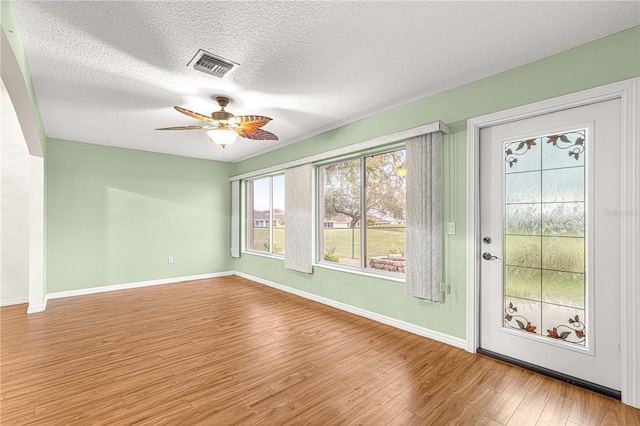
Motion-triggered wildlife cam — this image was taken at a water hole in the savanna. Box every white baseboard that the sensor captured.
[46,271,234,301]
[2,297,46,314]
[30,270,466,352]
[27,298,47,314]
[233,271,467,350]
[1,297,29,307]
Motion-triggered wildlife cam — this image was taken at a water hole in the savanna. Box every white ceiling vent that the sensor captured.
[187,49,236,78]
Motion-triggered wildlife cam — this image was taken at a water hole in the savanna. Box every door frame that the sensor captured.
[465,78,640,407]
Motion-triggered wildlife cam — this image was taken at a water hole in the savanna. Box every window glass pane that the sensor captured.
[542,168,585,202]
[365,150,406,273]
[505,266,541,300]
[541,236,584,273]
[272,175,285,254]
[541,304,585,345]
[505,171,541,204]
[542,202,585,237]
[504,297,542,336]
[504,235,541,269]
[541,130,585,170]
[503,129,587,346]
[250,177,270,253]
[505,136,541,174]
[542,270,585,308]
[505,204,541,236]
[321,159,361,266]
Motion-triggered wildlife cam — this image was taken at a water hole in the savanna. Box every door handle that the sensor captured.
[482,252,500,261]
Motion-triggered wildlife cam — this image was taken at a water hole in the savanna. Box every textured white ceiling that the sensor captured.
[12,1,640,163]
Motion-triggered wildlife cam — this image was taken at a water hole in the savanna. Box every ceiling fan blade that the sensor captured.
[236,128,279,141]
[233,115,272,130]
[156,125,213,130]
[174,106,214,122]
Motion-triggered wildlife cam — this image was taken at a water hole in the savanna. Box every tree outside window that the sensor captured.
[319,149,406,273]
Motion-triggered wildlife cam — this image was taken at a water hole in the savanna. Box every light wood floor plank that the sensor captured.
[1,276,638,424]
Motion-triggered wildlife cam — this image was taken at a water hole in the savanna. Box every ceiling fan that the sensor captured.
[156,96,278,148]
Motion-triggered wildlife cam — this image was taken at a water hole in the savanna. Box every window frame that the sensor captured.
[315,146,407,279]
[245,173,285,257]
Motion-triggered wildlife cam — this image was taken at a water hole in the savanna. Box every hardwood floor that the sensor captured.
[1,276,638,425]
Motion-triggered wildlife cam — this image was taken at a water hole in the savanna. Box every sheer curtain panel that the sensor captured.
[406,132,443,301]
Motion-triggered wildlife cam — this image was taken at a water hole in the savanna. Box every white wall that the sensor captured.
[1,79,30,305]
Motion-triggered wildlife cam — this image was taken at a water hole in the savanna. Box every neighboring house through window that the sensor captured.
[247,174,285,254]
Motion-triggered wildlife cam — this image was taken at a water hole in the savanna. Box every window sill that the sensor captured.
[242,250,285,261]
[313,262,406,283]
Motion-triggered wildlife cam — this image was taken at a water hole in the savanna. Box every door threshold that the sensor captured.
[477,348,621,400]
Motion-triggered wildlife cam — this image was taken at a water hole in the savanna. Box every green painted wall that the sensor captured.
[46,139,233,293]
[234,131,468,338]
[234,26,640,176]
[4,0,638,340]
[232,26,640,340]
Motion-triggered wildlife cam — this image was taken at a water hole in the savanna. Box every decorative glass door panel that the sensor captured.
[503,129,587,346]
[479,99,621,391]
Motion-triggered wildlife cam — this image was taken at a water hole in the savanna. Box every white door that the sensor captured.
[479,99,622,391]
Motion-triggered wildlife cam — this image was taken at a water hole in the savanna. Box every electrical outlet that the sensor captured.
[447,222,456,235]
[168,257,173,264]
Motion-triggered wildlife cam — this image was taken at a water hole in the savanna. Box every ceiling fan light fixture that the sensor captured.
[207,129,237,148]
[158,97,277,147]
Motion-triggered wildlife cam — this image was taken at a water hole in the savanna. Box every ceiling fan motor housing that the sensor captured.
[212,110,234,121]
[212,96,234,123]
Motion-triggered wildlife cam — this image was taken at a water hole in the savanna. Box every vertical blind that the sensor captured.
[405,132,443,301]
[228,121,448,290]
[230,180,240,258]
[284,164,313,273]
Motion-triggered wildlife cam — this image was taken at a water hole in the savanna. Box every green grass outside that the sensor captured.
[323,226,406,265]
[250,226,406,265]
[251,225,582,307]
[250,227,285,254]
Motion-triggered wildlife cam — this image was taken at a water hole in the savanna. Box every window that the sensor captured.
[318,148,406,274]
[247,174,285,254]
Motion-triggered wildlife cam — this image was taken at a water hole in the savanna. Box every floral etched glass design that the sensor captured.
[503,129,587,346]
